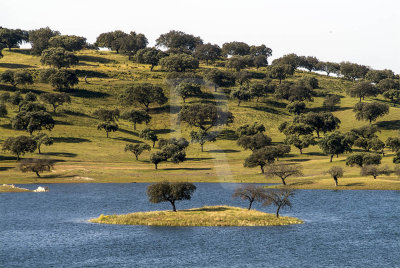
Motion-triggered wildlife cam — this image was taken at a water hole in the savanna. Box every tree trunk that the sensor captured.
[214,85,217,92]
[183,98,186,103]
[330,155,334,162]
[201,143,204,152]
[36,171,41,177]
[299,148,303,154]
[248,200,253,210]
[334,176,338,186]
[152,141,155,148]
[38,146,41,154]
[373,175,377,179]
[16,154,20,161]
[279,78,282,84]
[133,123,137,130]
[276,205,281,218]
[316,131,320,138]
[170,200,177,212]
[237,100,241,106]
[150,65,154,71]
[53,105,57,113]
[135,154,139,160]
[106,131,109,138]
[154,163,158,170]
[281,178,286,185]
[260,165,265,174]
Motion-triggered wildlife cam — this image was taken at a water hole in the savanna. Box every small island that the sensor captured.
[0,184,31,193]
[89,205,303,227]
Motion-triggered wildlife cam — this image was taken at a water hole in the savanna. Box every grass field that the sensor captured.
[1,48,400,190]
[89,205,303,226]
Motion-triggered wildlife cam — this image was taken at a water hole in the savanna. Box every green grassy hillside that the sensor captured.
[1,49,400,190]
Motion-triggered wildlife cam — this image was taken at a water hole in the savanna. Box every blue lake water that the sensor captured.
[1,183,400,267]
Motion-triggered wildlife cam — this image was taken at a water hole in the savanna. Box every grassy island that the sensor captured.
[89,205,303,226]
[0,184,31,192]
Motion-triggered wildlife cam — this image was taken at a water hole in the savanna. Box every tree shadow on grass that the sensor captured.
[0,84,17,92]
[69,88,110,99]
[262,99,287,109]
[208,149,240,153]
[307,106,351,113]
[305,152,327,156]
[154,128,175,135]
[0,63,36,69]
[74,69,109,78]
[0,166,14,171]
[186,157,215,161]
[245,105,285,115]
[344,182,365,187]
[9,49,31,55]
[162,167,212,171]
[77,55,116,64]
[185,206,229,212]
[112,137,141,143]
[118,128,139,137]
[375,120,400,130]
[53,137,91,143]
[40,174,79,179]
[0,123,13,130]
[41,152,78,158]
[54,120,72,125]
[289,158,311,162]
[0,156,16,161]
[150,105,181,114]
[217,130,238,140]
[289,180,314,186]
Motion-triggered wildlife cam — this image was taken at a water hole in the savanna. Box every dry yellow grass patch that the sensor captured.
[90,205,303,226]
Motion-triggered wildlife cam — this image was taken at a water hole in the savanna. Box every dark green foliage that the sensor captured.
[262,188,295,218]
[18,158,55,177]
[135,47,167,71]
[40,47,79,69]
[393,151,400,164]
[272,53,301,68]
[40,69,79,90]
[149,152,166,170]
[9,92,23,109]
[236,122,265,137]
[190,130,217,152]
[156,30,203,52]
[232,185,267,210]
[294,112,341,137]
[249,80,274,102]
[33,133,53,154]
[11,110,55,135]
[235,71,252,85]
[237,132,272,151]
[279,121,314,137]
[0,28,29,51]
[378,78,399,92]
[319,131,353,162]
[93,108,120,122]
[299,56,319,72]
[96,30,147,54]
[326,166,344,186]
[275,80,313,102]
[24,92,37,102]
[176,82,202,103]
[302,76,319,89]
[159,54,199,72]
[386,137,400,152]
[346,153,382,167]
[193,43,221,64]
[179,103,233,131]
[97,122,118,138]
[146,181,197,211]
[264,163,303,185]
[20,102,46,113]
[124,143,151,160]
[120,83,167,111]
[0,92,10,103]
[158,137,189,151]
[316,61,341,76]
[222,41,250,56]
[353,102,389,123]
[48,35,87,51]
[226,55,253,71]
[121,109,151,130]
[2,135,37,160]
[244,148,276,173]
[285,134,317,154]
[140,128,158,148]
[203,69,236,91]
[165,72,204,87]
[360,165,391,179]
[29,27,60,55]
[382,89,400,106]
[250,44,272,57]
[40,92,71,113]
[347,82,380,101]
[323,95,341,109]
[0,103,7,117]
[287,101,306,115]
[365,69,394,83]
[149,140,187,169]
[340,62,369,81]
[1,70,33,88]
[230,86,252,106]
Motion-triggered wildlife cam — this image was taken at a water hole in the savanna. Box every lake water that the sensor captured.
[1,183,399,267]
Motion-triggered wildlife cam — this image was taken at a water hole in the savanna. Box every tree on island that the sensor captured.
[124,143,151,160]
[146,181,197,212]
[326,166,344,186]
[18,158,55,177]
[2,135,37,161]
[232,185,267,210]
[262,188,295,218]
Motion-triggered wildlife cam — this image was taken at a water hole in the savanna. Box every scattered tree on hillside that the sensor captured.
[2,135,37,160]
[135,47,167,71]
[323,95,341,109]
[203,69,236,92]
[176,82,202,103]
[120,83,167,111]
[11,110,55,135]
[0,103,7,117]
[48,35,87,51]
[40,47,79,69]
[365,69,394,83]
[268,64,295,84]
[236,122,265,137]
[230,86,252,106]
[316,61,341,76]
[287,101,306,115]
[353,102,389,124]
[121,109,151,130]
[93,108,120,122]
[40,69,79,91]
[0,70,33,88]
[222,41,250,56]
[97,122,118,138]
[140,128,158,148]
[347,82,380,101]
[264,163,303,185]
[237,132,272,151]
[190,130,217,152]
[40,92,71,113]
[18,158,55,177]
[294,112,341,138]
[146,181,197,212]
[193,43,221,64]
[326,166,344,186]
[124,143,151,160]
[0,28,29,51]
[232,185,267,210]
[226,55,253,71]
[340,62,369,81]
[346,152,382,167]
[284,134,317,154]
[299,56,319,72]
[34,133,53,154]
[29,27,60,55]
[360,165,391,179]
[159,54,199,72]
[156,30,203,53]
[386,137,400,152]
[249,80,274,102]
[319,132,353,162]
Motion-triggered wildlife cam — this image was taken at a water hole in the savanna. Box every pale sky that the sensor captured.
[2,0,400,73]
